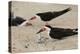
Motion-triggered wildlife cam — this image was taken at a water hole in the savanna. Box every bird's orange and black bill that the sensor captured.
[36,28,46,34]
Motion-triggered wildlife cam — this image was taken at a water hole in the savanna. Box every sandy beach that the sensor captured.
[10,1,78,53]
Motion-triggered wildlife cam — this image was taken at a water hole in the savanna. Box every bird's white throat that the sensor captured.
[35,15,42,21]
[44,27,51,35]
[18,20,29,27]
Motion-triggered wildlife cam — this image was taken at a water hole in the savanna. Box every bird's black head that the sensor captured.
[45,25,52,29]
[36,13,42,16]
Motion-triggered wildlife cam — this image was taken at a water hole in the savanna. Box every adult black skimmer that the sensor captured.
[29,7,71,25]
[9,12,32,27]
[37,25,78,40]
[9,1,32,27]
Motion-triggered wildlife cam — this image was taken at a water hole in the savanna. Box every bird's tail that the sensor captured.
[64,7,72,11]
[73,28,78,32]
[51,7,72,18]
[61,7,72,13]
[58,7,72,14]
[72,28,78,35]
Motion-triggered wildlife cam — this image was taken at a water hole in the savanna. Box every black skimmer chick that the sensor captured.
[9,12,32,27]
[29,7,71,25]
[36,25,78,40]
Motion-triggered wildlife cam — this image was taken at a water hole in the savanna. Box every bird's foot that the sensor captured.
[37,37,49,44]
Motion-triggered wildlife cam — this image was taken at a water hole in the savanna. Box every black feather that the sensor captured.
[45,25,78,40]
[36,8,71,21]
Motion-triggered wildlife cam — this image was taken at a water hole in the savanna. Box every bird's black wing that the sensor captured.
[36,12,54,21]
[11,16,26,26]
[49,28,77,39]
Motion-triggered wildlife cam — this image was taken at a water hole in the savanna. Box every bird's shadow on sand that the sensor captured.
[36,35,77,44]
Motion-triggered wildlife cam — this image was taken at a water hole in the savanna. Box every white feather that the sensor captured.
[18,20,29,27]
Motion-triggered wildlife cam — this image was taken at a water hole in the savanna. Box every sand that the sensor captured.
[10,1,78,53]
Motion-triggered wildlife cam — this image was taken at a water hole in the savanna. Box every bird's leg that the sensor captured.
[39,33,42,42]
[37,33,44,44]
